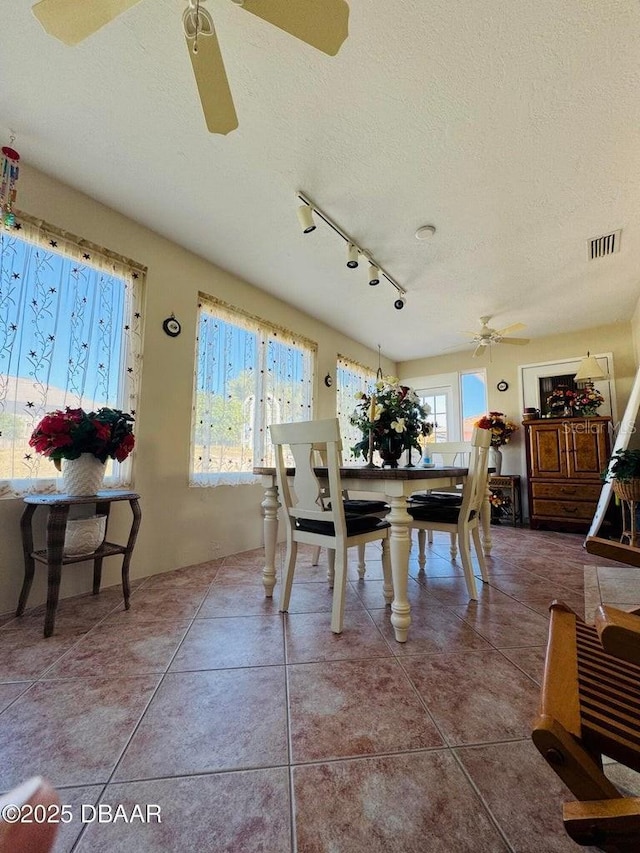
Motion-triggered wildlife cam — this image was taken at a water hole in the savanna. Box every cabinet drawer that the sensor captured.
[531,482,602,501]
[531,499,596,520]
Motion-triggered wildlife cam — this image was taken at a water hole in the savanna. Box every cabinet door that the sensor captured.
[528,423,568,479]
[566,420,610,479]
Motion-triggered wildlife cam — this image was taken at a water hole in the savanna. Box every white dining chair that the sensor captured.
[408,426,492,600]
[411,440,471,557]
[270,418,392,633]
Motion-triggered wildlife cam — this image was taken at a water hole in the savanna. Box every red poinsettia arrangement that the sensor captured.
[29,407,135,467]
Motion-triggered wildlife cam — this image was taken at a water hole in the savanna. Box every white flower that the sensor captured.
[391,418,406,433]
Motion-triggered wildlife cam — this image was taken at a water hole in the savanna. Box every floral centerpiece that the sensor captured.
[349,377,433,467]
[474,412,518,447]
[546,385,577,417]
[573,386,604,417]
[29,407,135,466]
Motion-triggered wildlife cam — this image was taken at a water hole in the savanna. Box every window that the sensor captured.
[336,355,376,462]
[0,215,144,498]
[191,296,316,485]
[419,390,450,442]
[414,370,487,442]
[460,371,487,439]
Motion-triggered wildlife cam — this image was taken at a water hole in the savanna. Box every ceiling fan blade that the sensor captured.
[32,0,142,45]
[238,0,349,56]
[498,337,530,346]
[184,10,238,135]
[495,322,525,337]
[472,344,487,358]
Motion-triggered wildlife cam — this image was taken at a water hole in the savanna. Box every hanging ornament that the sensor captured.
[1,136,20,228]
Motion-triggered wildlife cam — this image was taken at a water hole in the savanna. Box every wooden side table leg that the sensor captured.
[120,499,142,610]
[17,504,38,616]
[92,502,111,594]
[44,505,69,638]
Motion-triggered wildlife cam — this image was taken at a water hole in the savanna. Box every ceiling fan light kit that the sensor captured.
[32,0,350,134]
[296,191,407,310]
[460,316,530,357]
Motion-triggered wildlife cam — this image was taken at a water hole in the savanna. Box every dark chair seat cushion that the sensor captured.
[342,499,389,514]
[408,503,476,524]
[410,492,462,505]
[296,513,390,537]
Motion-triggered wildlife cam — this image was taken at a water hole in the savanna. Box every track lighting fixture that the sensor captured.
[297,203,316,234]
[295,191,407,307]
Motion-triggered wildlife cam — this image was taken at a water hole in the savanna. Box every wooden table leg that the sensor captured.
[387,495,412,643]
[17,504,38,616]
[44,505,69,638]
[261,483,280,597]
[120,499,142,610]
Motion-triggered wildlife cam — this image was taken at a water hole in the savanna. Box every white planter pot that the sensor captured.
[63,515,107,557]
[61,454,106,496]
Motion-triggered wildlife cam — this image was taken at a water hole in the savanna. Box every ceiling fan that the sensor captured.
[31,0,350,135]
[461,316,530,358]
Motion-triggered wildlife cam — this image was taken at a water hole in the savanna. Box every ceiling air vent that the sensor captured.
[587,229,621,260]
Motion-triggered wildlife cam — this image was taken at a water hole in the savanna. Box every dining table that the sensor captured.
[253,464,493,643]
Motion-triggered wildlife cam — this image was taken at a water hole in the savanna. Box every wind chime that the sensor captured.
[1,136,20,228]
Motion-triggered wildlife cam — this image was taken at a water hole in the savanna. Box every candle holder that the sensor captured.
[404,443,415,468]
[364,427,378,468]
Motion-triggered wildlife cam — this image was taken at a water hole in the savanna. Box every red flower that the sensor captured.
[29,407,136,464]
[114,432,135,462]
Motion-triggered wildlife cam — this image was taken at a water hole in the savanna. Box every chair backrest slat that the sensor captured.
[430,442,472,468]
[458,427,492,517]
[270,418,347,538]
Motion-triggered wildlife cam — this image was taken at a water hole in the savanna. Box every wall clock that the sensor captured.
[324,373,333,387]
[497,380,509,392]
[162,316,181,338]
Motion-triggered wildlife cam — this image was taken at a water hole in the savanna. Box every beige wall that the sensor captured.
[399,323,637,478]
[0,165,395,615]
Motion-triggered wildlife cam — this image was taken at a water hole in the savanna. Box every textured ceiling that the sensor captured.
[2,0,640,361]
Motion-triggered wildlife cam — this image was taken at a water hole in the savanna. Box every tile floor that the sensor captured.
[0,526,635,852]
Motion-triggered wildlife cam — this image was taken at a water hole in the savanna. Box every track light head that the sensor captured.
[368,263,380,286]
[346,243,359,269]
[297,204,316,234]
[394,295,407,310]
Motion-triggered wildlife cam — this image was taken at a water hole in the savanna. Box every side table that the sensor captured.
[17,490,141,637]
[488,474,522,527]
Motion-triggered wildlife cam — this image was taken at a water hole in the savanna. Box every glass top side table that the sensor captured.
[17,490,141,637]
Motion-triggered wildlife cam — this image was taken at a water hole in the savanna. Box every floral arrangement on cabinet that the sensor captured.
[350,377,433,464]
[474,412,518,447]
[29,407,136,468]
[573,386,604,417]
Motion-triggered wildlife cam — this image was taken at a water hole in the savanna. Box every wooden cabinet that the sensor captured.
[524,417,611,531]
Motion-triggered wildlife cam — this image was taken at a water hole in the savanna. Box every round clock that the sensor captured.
[324,373,333,387]
[497,380,509,392]
[162,316,181,338]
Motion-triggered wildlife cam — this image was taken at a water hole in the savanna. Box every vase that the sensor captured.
[63,515,107,556]
[377,435,405,468]
[489,446,503,475]
[61,454,106,496]
[579,407,600,417]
